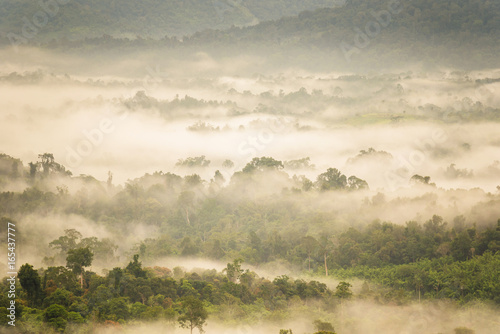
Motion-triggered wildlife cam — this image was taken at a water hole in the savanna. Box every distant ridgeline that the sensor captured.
[1,0,499,68]
[0,0,345,40]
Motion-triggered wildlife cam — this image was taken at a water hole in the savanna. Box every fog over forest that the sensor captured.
[1,1,500,334]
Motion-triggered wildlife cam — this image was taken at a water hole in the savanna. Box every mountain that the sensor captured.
[0,0,346,40]
[2,0,499,69]
[183,0,500,65]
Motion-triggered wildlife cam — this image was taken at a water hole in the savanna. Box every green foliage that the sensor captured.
[0,0,344,40]
[313,319,335,332]
[44,288,72,308]
[98,297,130,321]
[178,296,208,334]
[332,251,500,304]
[67,311,85,324]
[44,304,68,331]
[242,157,284,173]
[316,168,346,190]
[335,282,352,300]
[18,264,41,306]
[66,248,93,276]
[176,156,211,168]
[223,259,244,283]
[126,254,147,278]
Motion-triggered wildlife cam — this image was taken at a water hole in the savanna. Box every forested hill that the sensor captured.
[183,0,500,65]
[3,0,498,69]
[0,0,345,40]
[192,0,500,43]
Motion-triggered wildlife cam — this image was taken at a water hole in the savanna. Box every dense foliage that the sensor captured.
[2,0,499,69]
[0,152,499,331]
[0,0,345,40]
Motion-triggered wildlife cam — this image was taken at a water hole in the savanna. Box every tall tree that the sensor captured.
[126,254,147,278]
[18,263,41,306]
[301,236,319,271]
[316,168,347,190]
[66,247,93,289]
[178,296,208,334]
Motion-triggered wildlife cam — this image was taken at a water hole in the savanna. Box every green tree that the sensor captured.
[126,254,147,278]
[49,229,82,255]
[347,176,369,190]
[242,157,284,173]
[313,319,335,332]
[66,247,93,289]
[223,259,244,283]
[222,159,234,168]
[335,281,352,300]
[178,296,208,334]
[18,263,41,306]
[181,236,200,256]
[44,304,68,332]
[300,236,319,271]
[316,168,347,190]
[451,231,472,261]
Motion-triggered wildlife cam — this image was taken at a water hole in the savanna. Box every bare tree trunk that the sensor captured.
[324,252,328,276]
[186,208,191,226]
[80,271,84,289]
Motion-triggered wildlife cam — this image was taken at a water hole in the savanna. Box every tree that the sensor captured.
[28,162,38,179]
[335,281,352,301]
[222,159,234,168]
[300,236,319,271]
[410,174,435,186]
[181,236,200,256]
[317,234,334,276]
[242,157,284,173]
[18,264,41,306]
[178,296,208,334]
[313,320,335,332]
[212,170,225,186]
[38,153,54,176]
[66,247,93,288]
[347,176,369,190]
[49,229,83,255]
[44,304,68,331]
[223,259,244,283]
[176,156,211,168]
[316,168,347,190]
[126,254,147,278]
[451,231,472,261]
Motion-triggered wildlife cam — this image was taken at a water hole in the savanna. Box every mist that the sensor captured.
[1,3,500,331]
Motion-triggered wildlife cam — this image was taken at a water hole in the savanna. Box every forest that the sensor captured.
[0,0,346,40]
[1,0,499,70]
[1,0,500,333]
[0,153,499,333]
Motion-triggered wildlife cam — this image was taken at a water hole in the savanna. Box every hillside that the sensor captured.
[183,0,500,67]
[0,0,345,40]
[3,0,498,70]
